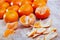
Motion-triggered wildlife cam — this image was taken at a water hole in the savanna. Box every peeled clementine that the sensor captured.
[20,13,36,27]
[3,10,18,23]
[32,0,46,9]
[28,13,36,25]
[35,6,50,19]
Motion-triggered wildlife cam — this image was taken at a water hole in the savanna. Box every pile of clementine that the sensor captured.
[0,0,50,37]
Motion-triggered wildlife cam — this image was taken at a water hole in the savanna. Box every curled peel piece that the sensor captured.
[32,33,39,38]
[40,19,52,28]
[3,29,15,37]
[27,28,37,37]
[36,35,45,40]
[45,32,57,40]
[36,28,46,34]
[33,19,52,28]
[43,27,57,34]
[6,22,18,30]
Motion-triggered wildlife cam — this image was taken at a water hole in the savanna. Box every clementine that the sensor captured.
[32,0,46,9]
[7,5,19,12]
[1,2,9,8]
[20,13,36,27]
[3,10,18,23]
[18,4,33,16]
[0,7,6,19]
[35,6,50,19]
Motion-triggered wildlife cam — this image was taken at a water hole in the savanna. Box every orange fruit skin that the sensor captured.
[18,4,33,16]
[0,7,6,19]
[1,2,9,8]
[7,22,18,30]
[4,22,18,37]
[4,29,14,37]
[44,0,47,3]
[22,0,32,5]
[10,0,32,6]
[5,0,12,3]
[7,5,19,12]
[35,6,50,19]
[32,0,46,9]
[0,0,5,4]
[29,0,34,2]
[10,0,23,6]
[3,10,18,23]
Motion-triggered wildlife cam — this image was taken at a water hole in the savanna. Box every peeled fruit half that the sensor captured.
[20,15,28,26]
[3,10,18,23]
[35,6,50,19]
[28,13,36,25]
[20,13,36,27]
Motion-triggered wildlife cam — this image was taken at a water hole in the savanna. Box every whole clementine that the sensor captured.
[10,0,23,6]
[0,7,6,19]
[1,2,9,8]
[0,0,5,3]
[22,0,32,5]
[7,5,19,12]
[5,0,12,3]
[3,10,18,23]
[18,4,33,16]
